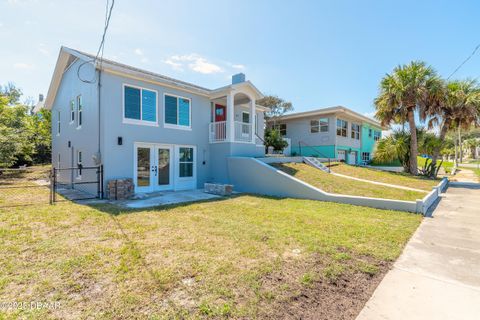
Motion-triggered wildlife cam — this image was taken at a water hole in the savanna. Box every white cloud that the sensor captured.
[133,48,148,63]
[164,54,224,74]
[13,62,34,70]
[231,64,245,70]
[38,43,49,56]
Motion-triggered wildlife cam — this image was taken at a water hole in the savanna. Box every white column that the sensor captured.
[250,98,256,143]
[227,92,235,142]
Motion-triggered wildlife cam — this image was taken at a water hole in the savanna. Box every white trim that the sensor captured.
[76,150,82,180]
[133,142,197,193]
[122,83,159,126]
[69,99,75,124]
[163,93,192,130]
[76,95,83,129]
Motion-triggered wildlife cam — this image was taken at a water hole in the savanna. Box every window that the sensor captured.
[70,100,75,123]
[165,94,191,128]
[57,111,61,135]
[362,152,370,164]
[351,123,360,140]
[242,112,250,135]
[77,95,83,128]
[336,119,347,137]
[242,111,250,123]
[57,153,61,169]
[311,118,328,133]
[274,123,287,136]
[76,150,83,179]
[179,147,194,178]
[368,128,372,137]
[374,131,381,141]
[319,118,329,132]
[310,120,319,133]
[124,85,157,124]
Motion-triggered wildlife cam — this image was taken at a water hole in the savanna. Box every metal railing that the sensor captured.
[298,140,333,168]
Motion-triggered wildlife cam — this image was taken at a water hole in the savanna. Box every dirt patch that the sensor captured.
[257,253,390,320]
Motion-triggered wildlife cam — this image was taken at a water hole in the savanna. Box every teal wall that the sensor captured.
[336,145,361,163]
[360,123,382,156]
[291,145,336,158]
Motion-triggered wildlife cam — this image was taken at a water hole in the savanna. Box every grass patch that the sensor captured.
[272,162,426,201]
[0,169,421,318]
[329,163,439,191]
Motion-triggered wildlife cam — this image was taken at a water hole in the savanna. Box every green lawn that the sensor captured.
[272,163,426,201]
[0,169,422,319]
[417,157,454,173]
[329,163,439,191]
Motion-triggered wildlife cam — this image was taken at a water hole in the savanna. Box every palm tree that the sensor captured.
[374,61,443,175]
[427,79,480,165]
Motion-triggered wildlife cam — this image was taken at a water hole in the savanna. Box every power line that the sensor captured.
[77,0,115,83]
[447,43,480,80]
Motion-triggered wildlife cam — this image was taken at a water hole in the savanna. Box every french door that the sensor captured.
[135,143,173,193]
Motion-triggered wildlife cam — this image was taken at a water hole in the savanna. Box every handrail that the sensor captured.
[298,140,332,168]
[255,132,266,144]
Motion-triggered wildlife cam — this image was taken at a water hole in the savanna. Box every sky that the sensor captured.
[1,0,480,118]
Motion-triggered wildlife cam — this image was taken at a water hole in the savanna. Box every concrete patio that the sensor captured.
[120,189,222,209]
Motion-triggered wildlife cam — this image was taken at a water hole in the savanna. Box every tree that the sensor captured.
[264,128,288,151]
[464,138,480,159]
[258,95,293,123]
[373,130,411,172]
[0,83,51,167]
[427,79,480,165]
[374,61,443,175]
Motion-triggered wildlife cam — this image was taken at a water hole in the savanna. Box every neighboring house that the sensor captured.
[32,94,45,114]
[44,47,266,194]
[267,106,385,165]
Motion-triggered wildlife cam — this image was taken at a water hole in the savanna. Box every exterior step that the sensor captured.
[303,157,331,173]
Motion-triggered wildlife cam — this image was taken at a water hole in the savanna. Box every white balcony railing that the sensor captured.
[209,121,227,143]
[209,121,253,143]
[234,121,252,142]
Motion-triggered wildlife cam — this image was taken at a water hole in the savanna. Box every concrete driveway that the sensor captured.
[356,181,480,320]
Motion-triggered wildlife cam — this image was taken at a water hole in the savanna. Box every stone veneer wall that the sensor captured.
[106,178,134,200]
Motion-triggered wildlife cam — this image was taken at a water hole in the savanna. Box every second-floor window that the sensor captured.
[311,118,329,133]
[77,95,83,128]
[351,123,360,140]
[70,100,75,123]
[274,123,286,136]
[336,119,347,137]
[124,85,157,124]
[165,94,191,129]
[374,131,381,141]
[57,111,61,135]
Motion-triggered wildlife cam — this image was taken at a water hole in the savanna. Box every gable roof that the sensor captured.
[269,106,386,129]
[44,46,264,109]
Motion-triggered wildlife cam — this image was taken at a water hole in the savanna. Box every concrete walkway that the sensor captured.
[356,180,480,320]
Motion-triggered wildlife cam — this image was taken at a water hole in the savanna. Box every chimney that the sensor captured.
[232,73,245,85]
[39,94,44,102]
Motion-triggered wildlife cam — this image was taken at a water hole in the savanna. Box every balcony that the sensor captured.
[209,121,253,143]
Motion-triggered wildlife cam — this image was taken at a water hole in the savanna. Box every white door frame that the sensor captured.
[133,142,196,193]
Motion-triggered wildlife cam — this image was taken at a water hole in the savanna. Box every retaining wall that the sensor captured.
[228,157,448,215]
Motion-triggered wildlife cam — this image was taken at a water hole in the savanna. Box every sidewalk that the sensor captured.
[356,176,480,320]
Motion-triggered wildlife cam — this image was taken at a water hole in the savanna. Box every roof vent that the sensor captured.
[232,73,245,84]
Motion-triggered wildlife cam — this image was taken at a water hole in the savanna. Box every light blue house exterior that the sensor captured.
[45,47,266,194]
[268,106,384,164]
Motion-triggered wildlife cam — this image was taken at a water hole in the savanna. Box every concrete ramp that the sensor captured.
[227,157,421,213]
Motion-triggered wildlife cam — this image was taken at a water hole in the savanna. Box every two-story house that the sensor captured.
[268,106,384,164]
[45,47,266,194]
